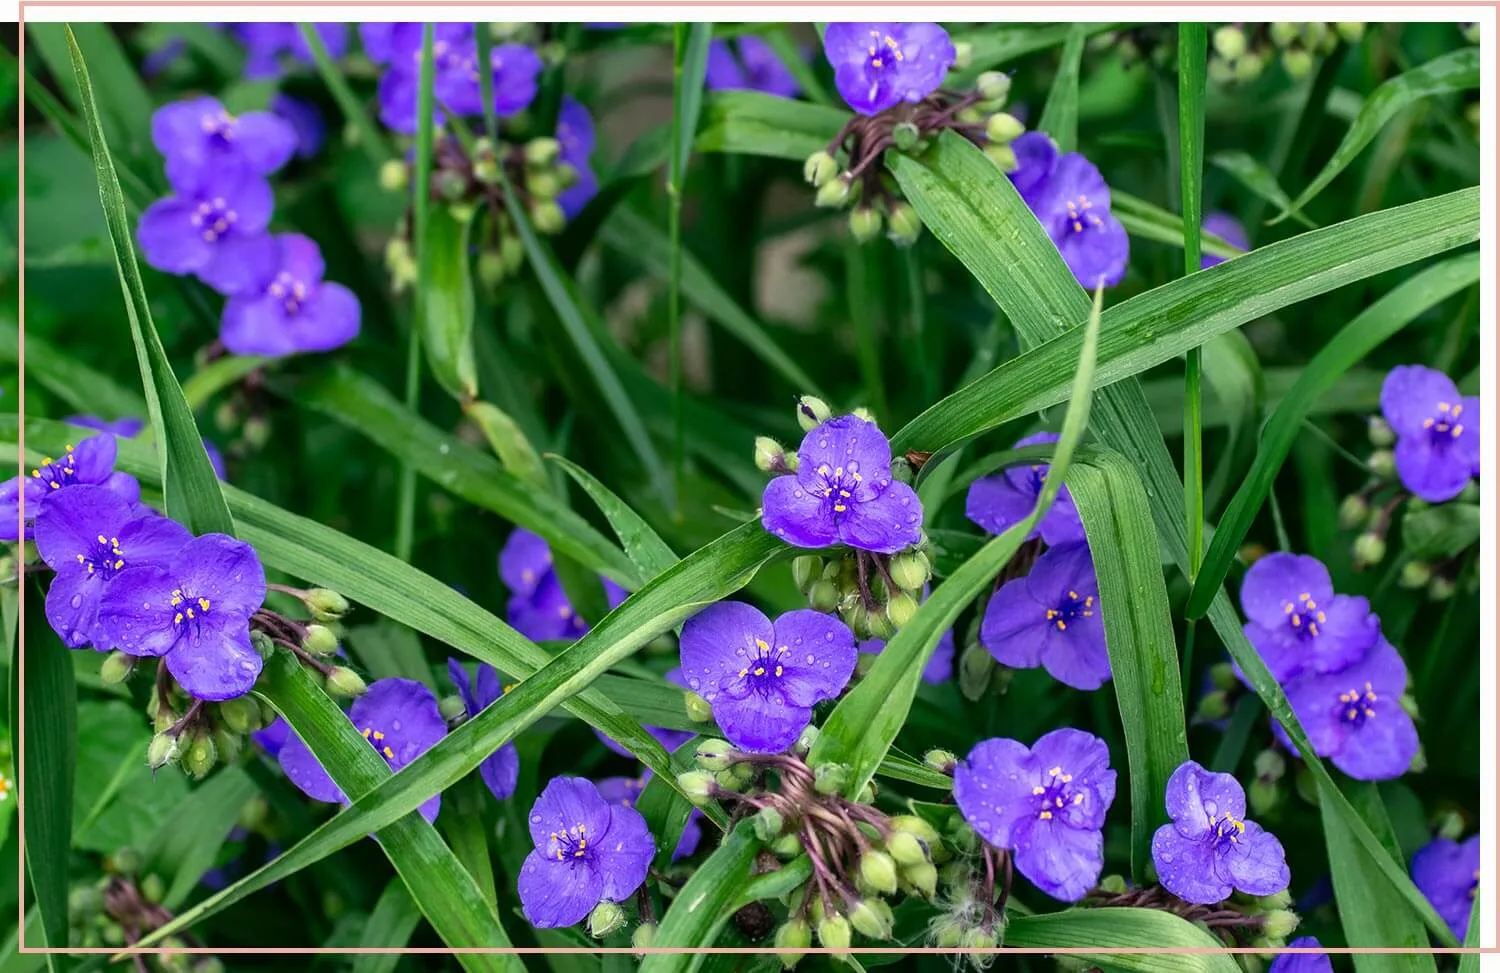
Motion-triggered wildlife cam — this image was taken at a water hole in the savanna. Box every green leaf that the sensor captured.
[1037,24,1088,152]
[1178,22,1207,581]
[1457,893,1482,973]
[634,737,702,871]
[442,776,499,911]
[1401,502,1481,561]
[1199,331,1265,512]
[344,623,435,686]
[1004,908,1243,973]
[640,821,761,964]
[0,330,144,419]
[808,284,1103,799]
[71,701,189,855]
[1210,151,1315,229]
[180,355,269,412]
[142,767,258,909]
[21,633,76,954]
[27,23,156,171]
[351,879,424,965]
[695,91,847,161]
[420,205,479,401]
[1319,778,1438,969]
[65,25,233,536]
[670,23,713,180]
[1273,48,1479,224]
[1069,451,1189,880]
[1187,252,1480,618]
[473,24,502,143]
[463,400,550,492]
[549,454,679,581]
[763,27,833,106]
[297,22,393,169]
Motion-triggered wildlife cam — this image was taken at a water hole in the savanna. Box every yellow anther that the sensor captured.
[753,667,766,676]
[774,665,784,677]
[1032,786,1046,795]
[382,746,395,759]
[198,597,211,611]
[833,504,847,512]
[363,728,373,738]
[185,608,195,619]
[174,612,184,625]
[1039,810,1053,820]
[755,638,771,652]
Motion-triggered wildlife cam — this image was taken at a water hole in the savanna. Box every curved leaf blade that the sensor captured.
[420,205,479,401]
[1004,908,1243,973]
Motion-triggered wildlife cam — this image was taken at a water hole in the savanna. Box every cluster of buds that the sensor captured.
[802,71,1025,248]
[677,735,949,966]
[1093,23,1365,83]
[68,852,220,969]
[1087,883,1300,970]
[381,131,578,294]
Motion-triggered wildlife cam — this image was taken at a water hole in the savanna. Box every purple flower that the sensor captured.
[136,167,278,296]
[596,772,703,861]
[964,432,1086,546]
[1379,365,1481,502]
[32,485,192,650]
[706,36,801,98]
[1411,835,1480,941]
[444,43,545,119]
[595,667,696,759]
[822,23,955,115]
[220,233,361,357]
[517,776,655,928]
[151,96,296,191]
[1201,212,1249,269]
[1268,938,1333,973]
[1,434,140,542]
[678,602,856,753]
[232,23,347,79]
[374,24,476,134]
[278,678,448,823]
[953,728,1116,902]
[97,533,266,701]
[1238,553,1379,683]
[447,658,520,801]
[66,415,227,481]
[499,528,628,642]
[1151,760,1289,904]
[980,541,1110,690]
[859,629,954,684]
[762,415,923,555]
[271,94,325,160]
[253,716,291,757]
[359,23,398,63]
[1281,637,1419,781]
[1007,132,1129,289]
[556,96,599,220]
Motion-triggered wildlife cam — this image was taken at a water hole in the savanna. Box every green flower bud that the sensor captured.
[237,794,268,832]
[902,859,938,897]
[815,175,854,209]
[106,847,142,875]
[588,900,625,939]
[797,395,832,432]
[856,781,877,805]
[436,170,468,202]
[439,694,468,724]
[923,748,957,774]
[843,601,872,640]
[69,884,103,919]
[554,162,580,190]
[378,159,409,192]
[1268,22,1300,47]
[1428,575,1457,602]
[952,40,973,71]
[1235,51,1266,84]
[985,112,1025,144]
[1352,532,1386,567]
[1212,25,1248,59]
[677,770,717,803]
[98,921,126,948]
[326,667,368,699]
[1400,693,1420,719]
[147,732,179,771]
[962,926,999,951]
[525,136,562,166]
[746,807,785,843]
[1300,23,1328,48]
[859,850,899,895]
[817,915,852,950]
[947,820,979,855]
[1367,448,1396,479]
[1364,414,1394,447]
[99,650,135,685]
[1435,809,1466,840]
[931,916,965,947]
[888,121,920,153]
[1408,745,1428,775]
[1253,749,1286,783]
[1338,493,1370,530]
[217,696,257,735]
[695,738,737,772]
[959,641,996,701]
[500,235,526,274]
[530,201,567,235]
[887,830,928,867]
[1399,560,1432,589]
[755,436,787,472]
[1209,661,1238,691]
[848,900,891,939]
[1248,778,1282,817]
[792,555,822,592]
[684,691,714,723]
[884,200,922,248]
[772,832,803,858]
[1207,56,1238,86]
[775,919,811,969]
[251,630,277,661]
[976,71,1012,103]
[302,588,350,623]
[1262,909,1300,940]
[141,873,166,905]
[803,151,839,188]
[243,414,272,450]
[813,762,851,795]
[887,551,930,594]
[1282,48,1315,80]
[983,143,1019,173]
[526,169,562,200]
[794,724,819,755]
[1195,689,1231,723]
[196,958,226,973]
[849,206,884,244]
[477,251,507,291]
[302,624,340,657]
[631,922,656,951]
[1097,873,1128,894]
[1462,22,1480,44]
[865,606,895,640]
[182,733,217,780]
[715,768,746,792]
[881,593,916,631]
[472,156,501,184]
[1293,766,1320,806]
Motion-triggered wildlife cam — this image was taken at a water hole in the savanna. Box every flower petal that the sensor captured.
[761,474,838,549]
[838,480,923,554]
[1163,760,1246,837]
[1151,823,1230,904]
[678,600,774,701]
[980,578,1049,668]
[711,691,810,754]
[1380,365,1459,439]
[1238,553,1331,629]
[1394,436,1472,502]
[518,851,604,929]
[277,728,346,804]
[954,736,1036,849]
[597,804,654,900]
[1013,815,1104,902]
[527,777,614,853]
[98,565,182,657]
[1222,821,1290,896]
[137,197,212,274]
[772,609,857,706]
[965,474,1036,538]
[165,625,264,701]
[198,231,280,297]
[178,533,267,618]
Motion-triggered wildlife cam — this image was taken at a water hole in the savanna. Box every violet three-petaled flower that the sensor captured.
[517,776,655,928]
[1411,835,1480,941]
[705,36,802,98]
[953,728,1116,902]
[137,166,278,296]
[980,541,1111,690]
[499,528,628,642]
[278,678,448,822]
[231,22,348,80]
[1280,637,1419,781]
[1201,212,1249,269]
[1238,552,1379,683]
[97,532,266,700]
[151,96,297,192]
[221,233,361,356]
[595,667,696,759]
[447,658,521,801]
[1007,132,1129,290]
[596,772,703,862]
[33,485,192,650]
[1267,938,1333,973]
[1379,365,1481,503]
[556,96,600,220]
[822,22,956,116]
[678,602,856,753]
[0,433,140,542]
[1150,760,1290,904]
[965,432,1087,546]
[858,629,955,685]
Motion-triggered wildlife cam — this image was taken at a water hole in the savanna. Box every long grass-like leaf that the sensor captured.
[1037,23,1088,152]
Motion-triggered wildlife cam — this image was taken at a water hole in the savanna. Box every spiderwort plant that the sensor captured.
[980,541,1111,690]
[965,432,1086,546]
[706,35,802,98]
[0,433,140,542]
[500,528,628,642]
[1007,132,1130,289]
[220,233,362,356]
[1238,552,1380,682]
[1379,364,1481,502]
[1151,760,1290,904]
[1279,637,1420,781]
[446,659,520,801]
[1411,835,1480,940]
[596,773,703,862]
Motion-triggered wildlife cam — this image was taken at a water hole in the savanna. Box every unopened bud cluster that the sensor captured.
[1093,22,1365,84]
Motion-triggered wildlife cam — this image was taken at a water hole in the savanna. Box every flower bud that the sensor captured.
[588,900,626,939]
[1462,23,1480,44]
[147,732,179,770]
[378,159,408,192]
[962,926,1000,951]
[885,592,919,629]
[500,235,526,274]
[1205,661,1236,692]
[1338,493,1370,530]
[1400,693,1420,719]
[794,724,819,755]
[848,206,884,244]
[1391,560,1434,592]
[326,667,368,699]
[902,859,938,897]
[1262,909,1301,941]
[695,738,737,772]
[1281,48,1315,79]
[772,832,803,858]
[803,151,839,188]
[525,136,562,167]
[815,175,854,209]
[865,607,895,640]
[1097,873,1128,894]
[302,624,340,657]
[887,551,930,593]
[141,873,166,905]
[1249,778,1283,817]
[182,733,217,780]
[886,201,923,247]
[99,650,135,685]
[797,395,832,431]
[1435,809,1466,840]
[886,830,928,867]
[106,847,142,875]
[775,919,811,968]
[1367,448,1395,479]
[985,112,1026,145]
[976,71,1012,103]
[217,696,257,735]
[848,900,891,939]
[804,578,838,614]
[983,143,1019,173]
[792,555,822,593]
[859,850,899,895]
[892,121,921,153]
[952,40,973,71]
[631,923,656,951]
[1352,532,1386,567]
[1268,22,1300,47]
[946,820,979,855]
[439,694,468,724]
[813,762,850,795]
[816,915,851,950]
[755,436,787,472]
[251,630,277,661]
[526,170,562,200]
[97,922,124,948]
[684,691,714,723]
[1195,690,1231,723]
[1428,575,1457,601]
[753,807,786,842]
[1236,52,1266,84]
[530,201,566,235]
[437,170,468,202]
[237,794,268,832]
[1300,23,1328,48]
[69,884,104,919]
[472,155,501,185]
[842,601,872,640]
[306,588,351,622]
[677,769,717,803]
[554,162,580,189]
[923,749,957,774]
[930,916,965,947]
[1213,25,1248,59]
[959,641,996,701]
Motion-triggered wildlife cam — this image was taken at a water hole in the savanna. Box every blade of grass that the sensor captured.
[765,27,832,106]
[1037,23,1088,152]
[297,22,393,169]
[474,23,500,143]
[639,822,761,962]
[1178,23,1208,690]
[351,879,423,964]
[20,629,76,958]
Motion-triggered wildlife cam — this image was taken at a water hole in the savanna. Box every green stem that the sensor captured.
[667,25,690,517]
[1179,25,1207,583]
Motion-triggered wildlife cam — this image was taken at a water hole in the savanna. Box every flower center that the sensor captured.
[361,724,397,761]
[1281,592,1326,638]
[864,29,905,72]
[1421,401,1466,444]
[75,533,126,579]
[1065,195,1105,235]
[737,637,789,692]
[31,443,79,489]
[189,196,240,244]
[1337,681,1378,728]
[1045,590,1095,632]
[1030,765,1083,820]
[170,588,213,631]
[814,462,864,516]
[548,822,592,862]
[1026,464,1048,494]
[1210,812,1246,849]
[199,109,238,145]
[267,271,311,314]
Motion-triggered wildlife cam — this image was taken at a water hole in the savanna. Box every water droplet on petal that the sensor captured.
[69,594,83,609]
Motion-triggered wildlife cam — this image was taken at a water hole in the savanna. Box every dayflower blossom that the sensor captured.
[220,233,361,356]
[33,485,191,650]
[596,772,703,861]
[706,36,801,98]
[678,602,856,753]
[858,629,955,684]
[556,96,600,220]
[447,659,521,801]
[964,432,1086,546]
[1411,835,1480,941]
[1151,760,1290,904]
[595,668,695,759]
[151,96,296,190]
[1379,365,1481,502]
[1280,637,1419,781]
[271,94,326,160]
[1267,938,1333,973]
[1238,552,1379,683]
[500,528,628,642]
[980,541,1110,690]
[517,776,655,928]
[136,167,278,296]
[1201,212,1249,269]
[1007,132,1129,289]
[279,678,449,822]
[231,22,348,80]
[66,415,227,480]
[97,533,267,700]
[761,414,923,555]
[953,728,1116,902]
[822,22,956,115]
[370,24,541,134]
[1,434,140,542]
